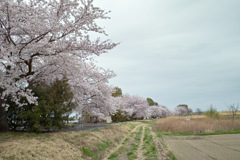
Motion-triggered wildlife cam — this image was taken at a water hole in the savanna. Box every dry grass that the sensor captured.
[220,111,240,115]
[155,115,240,133]
[0,123,137,160]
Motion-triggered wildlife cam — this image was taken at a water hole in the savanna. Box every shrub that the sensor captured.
[205,105,219,119]
[111,110,128,122]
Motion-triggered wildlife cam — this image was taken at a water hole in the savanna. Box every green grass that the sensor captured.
[156,132,163,138]
[108,152,118,159]
[127,126,143,160]
[128,123,136,130]
[142,127,158,160]
[97,140,112,151]
[82,140,112,159]
[167,151,178,160]
[159,129,240,136]
[5,155,16,160]
[122,137,129,144]
[127,143,138,158]
[108,145,127,160]
[114,136,122,142]
[81,146,98,160]
[134,126,143,142]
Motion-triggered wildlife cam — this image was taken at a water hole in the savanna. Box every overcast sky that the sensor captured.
[94,0,240,111]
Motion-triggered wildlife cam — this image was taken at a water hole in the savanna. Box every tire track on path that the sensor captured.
[102,123,143,160]
[149,126,170,160]
[136,125,146,160]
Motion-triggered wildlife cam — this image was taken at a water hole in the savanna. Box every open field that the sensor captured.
[219,111,240,116]
[163,134,240,160]
[155,114,240,134]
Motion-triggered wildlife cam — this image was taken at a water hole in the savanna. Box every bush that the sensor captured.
[111,110,128,122]
[205,105,219,119]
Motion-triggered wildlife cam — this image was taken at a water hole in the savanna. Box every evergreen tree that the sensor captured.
[111,110,128,122]
[112,87,123,97]
[7,77,77,132]
[147,98,158,106]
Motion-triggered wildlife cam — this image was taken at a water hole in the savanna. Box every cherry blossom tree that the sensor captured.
[159,105,172,117]
[110,91,175,121]
[0,0,117,105]
[111,94,149,120]
[77,82,115,120]
[147,105,163,118]
[0,0,118,131]
[173,106,192,116]
[147,105,171,118]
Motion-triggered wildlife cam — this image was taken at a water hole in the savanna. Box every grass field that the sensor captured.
[155,112,240,135]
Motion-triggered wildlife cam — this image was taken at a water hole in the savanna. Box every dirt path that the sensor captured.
[103,122,169,160]
[163,134,240,160]
[102,123,143,160]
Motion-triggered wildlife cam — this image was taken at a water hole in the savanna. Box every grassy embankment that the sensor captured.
[0,122,139,160]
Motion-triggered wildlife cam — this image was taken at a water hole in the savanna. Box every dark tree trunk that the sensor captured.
[0,88,9,132]
[0,105,8,132]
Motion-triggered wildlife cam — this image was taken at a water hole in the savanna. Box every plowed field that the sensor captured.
[163,134,240,160]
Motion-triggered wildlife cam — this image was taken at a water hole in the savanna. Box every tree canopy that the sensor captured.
[146,98,158,106]
[112,87,123,97]
[0,0,117,109]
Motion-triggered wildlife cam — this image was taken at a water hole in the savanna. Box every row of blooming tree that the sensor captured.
[0,0,192,132]
[110,89,192,122]
[0,0,117,131]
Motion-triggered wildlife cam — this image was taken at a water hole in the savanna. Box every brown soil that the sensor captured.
[163,134,240,160]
